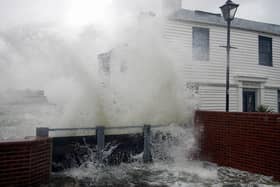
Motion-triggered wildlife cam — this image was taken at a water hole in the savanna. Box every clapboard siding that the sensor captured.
[164,20,280,85]
[264,88,278,111]
[198,86,238,111]
[164,19,280,111]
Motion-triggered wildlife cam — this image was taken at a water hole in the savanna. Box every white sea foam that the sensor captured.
[0,10,195,139]
[59,125,278,187]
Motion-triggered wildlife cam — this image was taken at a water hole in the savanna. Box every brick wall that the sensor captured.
[195,111,280,181]
[0,137,52,187]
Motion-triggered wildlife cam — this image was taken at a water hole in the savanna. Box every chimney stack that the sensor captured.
[162,0,182,16]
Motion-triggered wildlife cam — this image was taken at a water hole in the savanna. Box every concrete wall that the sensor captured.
[0,137,52,186]
[195,110,280,181]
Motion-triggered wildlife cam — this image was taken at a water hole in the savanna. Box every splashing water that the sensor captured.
[0,13,194,139]
[48,125,279,187]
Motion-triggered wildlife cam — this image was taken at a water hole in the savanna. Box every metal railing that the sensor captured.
[36,124,169,137]
[36,124,170,163]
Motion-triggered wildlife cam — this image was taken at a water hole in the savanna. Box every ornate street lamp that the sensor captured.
[220,0,239,22]
[220,0,239,112]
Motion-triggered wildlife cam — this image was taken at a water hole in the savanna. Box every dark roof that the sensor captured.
[170,9,280,36]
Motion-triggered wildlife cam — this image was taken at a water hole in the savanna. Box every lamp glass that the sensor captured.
[229,5,238,19]
[220,0,239,21]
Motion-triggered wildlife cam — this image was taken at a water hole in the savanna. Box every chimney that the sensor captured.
[162,0,182,16]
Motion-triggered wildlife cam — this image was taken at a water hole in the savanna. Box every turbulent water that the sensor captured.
[49,163,279,187]
[46,126,279,187]
[0,14,193,139]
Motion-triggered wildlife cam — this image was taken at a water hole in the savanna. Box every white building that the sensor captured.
[164,7,280,112]
[99,1,280,113]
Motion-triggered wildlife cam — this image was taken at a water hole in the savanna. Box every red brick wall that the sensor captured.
[0,137,52,187]
[195,111,280,181]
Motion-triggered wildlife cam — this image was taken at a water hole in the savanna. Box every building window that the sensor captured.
[98,51,112,74]
[278,90,280,112]
[192,27,209,61]
[259,36,272,66]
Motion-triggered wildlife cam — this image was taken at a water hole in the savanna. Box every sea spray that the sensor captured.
[0,13,194,139]
[59,125,278,186]
[59,124,267,186]
[97,16,191,127]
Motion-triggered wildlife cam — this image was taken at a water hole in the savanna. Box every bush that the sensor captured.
[256,105,274,113]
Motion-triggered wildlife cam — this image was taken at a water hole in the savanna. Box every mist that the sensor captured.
[0,0,195,139]
[1,0,277,139]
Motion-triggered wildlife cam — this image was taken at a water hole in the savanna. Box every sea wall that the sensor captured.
[0,137,52,186]
[195,111,280,181]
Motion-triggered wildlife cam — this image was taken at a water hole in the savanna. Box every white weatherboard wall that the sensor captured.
[264,88,278,111]
[198,86,238,111]
[163,19,280,112]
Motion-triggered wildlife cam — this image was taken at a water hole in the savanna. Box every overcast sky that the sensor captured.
[183,0,280,25]
[0,0,279,28]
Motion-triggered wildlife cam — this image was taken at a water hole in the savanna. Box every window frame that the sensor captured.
[278,90,280,113]
[258,35,273,67]
[242,88,258,112]
[192,27,210,61]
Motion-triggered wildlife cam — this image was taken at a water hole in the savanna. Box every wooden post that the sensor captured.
[143,125,152,163]
[36,127,49,137]
[96,126,105,162]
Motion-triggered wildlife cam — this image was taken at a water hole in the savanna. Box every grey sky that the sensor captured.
[183,0,280,25]
[0,0,279,27]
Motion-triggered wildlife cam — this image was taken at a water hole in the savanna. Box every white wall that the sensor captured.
[163,19,280,111]
[264,88,278,111]
[198,86,238,111]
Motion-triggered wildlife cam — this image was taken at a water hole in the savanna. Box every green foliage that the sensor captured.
[256,105,274,113]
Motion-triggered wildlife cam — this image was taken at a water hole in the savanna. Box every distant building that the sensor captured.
[0,89,48,105]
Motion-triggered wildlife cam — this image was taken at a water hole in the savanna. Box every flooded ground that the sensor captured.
[47,161,280,187]
[46,125,280,187]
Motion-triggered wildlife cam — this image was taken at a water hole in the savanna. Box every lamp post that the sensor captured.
[220,0,239,112]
